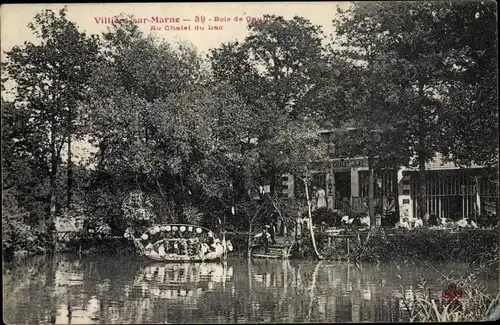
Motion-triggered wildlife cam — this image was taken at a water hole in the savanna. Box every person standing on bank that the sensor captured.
[262,225,271,253]
[269,216,277,245]
[316,186,327,209]
[311,186,318,211]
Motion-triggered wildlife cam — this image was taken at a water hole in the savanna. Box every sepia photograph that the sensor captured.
[1,1,499,323]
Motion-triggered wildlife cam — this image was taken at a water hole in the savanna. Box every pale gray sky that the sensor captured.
[1,2,350,58]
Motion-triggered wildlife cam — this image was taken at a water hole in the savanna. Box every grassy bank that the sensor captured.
[294,228,498,264]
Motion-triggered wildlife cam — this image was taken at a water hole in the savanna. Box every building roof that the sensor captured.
[317,128,488,170]
[411,153,484,170]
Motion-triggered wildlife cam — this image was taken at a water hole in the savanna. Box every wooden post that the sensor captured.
[368,156,376,230]
[462,185,466,219]
[347,236,350,256]
[331,171,336,210]
[248,223,253,258]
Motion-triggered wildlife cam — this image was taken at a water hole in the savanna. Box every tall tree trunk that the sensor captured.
[50,162,58,218]
[243,164,253,200]
[67,127,72,208]
[303,177,324,260]
[270,165,276,196]
[49,130,58,248]
[393,168,400,221]
[368,156,375,229]
[417,78,427,219]
[417,158,428,219]
[247,221,253,259]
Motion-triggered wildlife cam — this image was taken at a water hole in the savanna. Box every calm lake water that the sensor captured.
[3,254,498,324]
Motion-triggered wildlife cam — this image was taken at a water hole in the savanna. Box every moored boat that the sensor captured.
[249,231,292,259]
[124,224,233,262]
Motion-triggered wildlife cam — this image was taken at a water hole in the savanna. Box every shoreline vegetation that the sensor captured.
[5,227,497,264]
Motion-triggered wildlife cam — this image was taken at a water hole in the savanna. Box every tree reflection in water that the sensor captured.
[3,255,498,324]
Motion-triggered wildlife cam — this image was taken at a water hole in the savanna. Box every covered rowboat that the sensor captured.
[124,224,233,262]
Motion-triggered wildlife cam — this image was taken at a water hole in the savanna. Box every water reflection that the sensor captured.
[3,255,498,324]
[125,262,233,302]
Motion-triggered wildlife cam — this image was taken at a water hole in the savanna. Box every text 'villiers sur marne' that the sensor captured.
[94,15,277,31]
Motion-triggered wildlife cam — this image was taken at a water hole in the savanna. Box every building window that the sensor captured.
[359,170,397,197]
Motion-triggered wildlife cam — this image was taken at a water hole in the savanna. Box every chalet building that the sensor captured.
[280,128,498,223]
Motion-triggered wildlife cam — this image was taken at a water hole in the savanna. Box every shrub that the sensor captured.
[66,236,136,255]
[224,232,248,253]
[356,229,498,263]
[311,207,339,226]
[475,213,498,228]
[290,227,330,259]
[2,190,50,256]
[82,187,126,236]
[183,205,205,225]
[121,190,155,222]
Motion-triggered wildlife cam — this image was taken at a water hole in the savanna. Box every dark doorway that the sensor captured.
[334,171,351,204]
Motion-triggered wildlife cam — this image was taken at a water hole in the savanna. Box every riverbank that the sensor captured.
[4,228,498,266]
[289,228,498,265]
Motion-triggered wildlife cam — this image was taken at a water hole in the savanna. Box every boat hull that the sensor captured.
[125,223,232,262]
[251,253,286,259]
[145,252,223,262]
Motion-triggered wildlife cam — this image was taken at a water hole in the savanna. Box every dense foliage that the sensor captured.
[331,1,498,219]
[2,3,498,255]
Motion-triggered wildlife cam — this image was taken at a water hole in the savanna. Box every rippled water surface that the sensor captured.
[3,254,498,324]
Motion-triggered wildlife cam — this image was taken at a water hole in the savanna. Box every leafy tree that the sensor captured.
[330,6,411,226]
[333,1,497,219]
[209,14,332,196]
[437,1,498,168]
[2,8,100,244]
[243,15,329,119]
[85,20,255,230]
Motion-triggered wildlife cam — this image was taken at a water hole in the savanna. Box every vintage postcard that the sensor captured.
[2,1,499,324]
